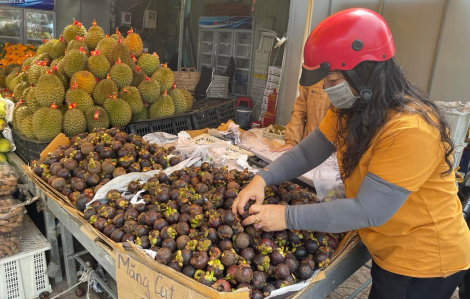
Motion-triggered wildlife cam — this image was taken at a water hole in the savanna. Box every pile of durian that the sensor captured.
[5,19,193,141]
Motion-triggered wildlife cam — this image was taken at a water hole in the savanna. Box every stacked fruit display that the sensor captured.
[79,162,342,298]
[30,128,181,206]
[7,19,194,141]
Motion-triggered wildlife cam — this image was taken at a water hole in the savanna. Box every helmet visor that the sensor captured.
[299,63,330,86]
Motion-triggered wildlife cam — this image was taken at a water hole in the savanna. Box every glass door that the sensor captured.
[0,7,22,44]
[198,30,215,71]
[233,30,253,95]
[215,30,233,76]
[24,9,55,46]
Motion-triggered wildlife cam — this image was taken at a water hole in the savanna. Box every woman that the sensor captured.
[233,8,470,299]
[272,80,329,152]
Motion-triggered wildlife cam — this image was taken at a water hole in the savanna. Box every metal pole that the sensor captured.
[378,0,385,15]
[427,0,450,96]
[177,0,186,70]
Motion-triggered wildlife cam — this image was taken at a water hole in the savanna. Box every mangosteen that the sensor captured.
[147,230,161,246]
[206,215,221,229]
[71,178,86,192]
[190,251,209,270]
[153,248,172,265]
[113,167,126,178]
[161,226,177,240]
[121,233,135,243]
[164,207,180,224]
[296,263,314,280]
[270,249,286,266]
[169,157,180,166]
[305,238,320,253]
[153,219,168,231]
[225,264,238,284]
[234,232,250,250]
[75,194,90,211]
[162,238,177,251]
[100,206,116,219]
[135,225,149,237]
[182,265,196,278]
[124,208,139,220]
[122,220,137,235]
[93,217,107,232]
[212,278,231,292]
[195,183,208,194]
[293,246,308,260]
[197,238,212,252]
[241,247,255,263]
[189,213,204,229]
[176,235,191,250]
[227,181,240,190]
[112,214,125,227]
[251,271,267,290]
[204,228,218,244]
[111,229,126,243]
[274,263,290,280]
[253,254,271,272]
[103,224,117,237]
[188,204,203,215]
[84,173,99,187]
[209,247,222,260]
[224,189,238,200]
[145,211,159,226]
[175,222,190,236]
[313,232,329,246]
[285,257,299,274]
[91,201,102,210]
[109,141,121,153]
[217,225,233,240]
[288,231,303,246]
[218,239,233,252]
[133,236,149,249]
[83,207,97,221]
[314,246,332,268]
[51,177,67,191]
[257,239,274,255]
[135,203,147,214]
[114,198,129,210]
[50,163,63,176]
[327,234,338,250]
[262,283,276,297]
[61,186,73,197]
[221,210,236,226]
[221,249,238,267]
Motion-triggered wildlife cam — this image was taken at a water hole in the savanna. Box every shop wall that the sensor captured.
[114,0,176,62]
[277,0,451,125]
[429,0,470,102]
[189,0,290,67]
[55,0,111,36]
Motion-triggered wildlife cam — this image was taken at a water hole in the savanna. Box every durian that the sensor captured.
[84,20,105,51]
[32,106,63,141]
[63,19,87,43]
[66,87,94,112]
[35,73,65,107]
[63,49,87,78]
[123,28,143,58]
[149,91,175,118]
[137,52,160,76]
[87,50,110,80]
[85,106,109,131]
[109,60,133,89]
[70,70,97,94]
[103,95,132,127]
[93,76,118,105]
[152,63,174,91]
[96,36,117,58]
[63,103,87,136]
[119,86,144,114]
[138,77,160,104]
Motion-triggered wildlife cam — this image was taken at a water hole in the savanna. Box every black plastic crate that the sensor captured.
[12,129,50,164]
[190,98,237,130]
[125,114,193,135]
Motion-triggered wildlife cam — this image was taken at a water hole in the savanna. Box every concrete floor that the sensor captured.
[46,260,460,299]
[326,260,460,299]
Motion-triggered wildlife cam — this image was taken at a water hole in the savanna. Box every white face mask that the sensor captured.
[323,81,360,109]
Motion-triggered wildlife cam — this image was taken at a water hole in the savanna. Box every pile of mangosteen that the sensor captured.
[30,128,181,208]
[82,162,343,298]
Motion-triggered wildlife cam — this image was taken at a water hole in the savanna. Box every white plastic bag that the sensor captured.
[312,154,345,201]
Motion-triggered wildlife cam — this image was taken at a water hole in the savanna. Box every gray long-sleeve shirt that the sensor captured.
[257,128,410,233]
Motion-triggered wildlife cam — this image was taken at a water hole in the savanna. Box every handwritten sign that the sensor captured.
[116,252,207,299]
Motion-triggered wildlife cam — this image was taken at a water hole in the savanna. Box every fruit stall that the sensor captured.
[0,16,374,299]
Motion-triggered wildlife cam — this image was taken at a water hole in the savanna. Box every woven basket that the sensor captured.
[173,67,201,95]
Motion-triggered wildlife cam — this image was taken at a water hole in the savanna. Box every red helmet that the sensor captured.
[299,8,395,90]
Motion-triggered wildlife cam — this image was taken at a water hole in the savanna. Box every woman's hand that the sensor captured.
[242,204,287,232]
[232,175,266,216]
[271,143,294,152]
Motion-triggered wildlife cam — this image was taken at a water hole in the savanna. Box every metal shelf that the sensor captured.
[0,34,20,39]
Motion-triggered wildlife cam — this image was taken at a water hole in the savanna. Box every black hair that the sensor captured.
[334,57,454,180]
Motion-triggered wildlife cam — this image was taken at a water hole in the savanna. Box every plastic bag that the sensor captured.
[176,131,232,167]
[312,154,345,201]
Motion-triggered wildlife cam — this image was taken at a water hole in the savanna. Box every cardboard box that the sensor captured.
[268,66,282,76]
[116,244,251,299]
[267,74,280,84]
